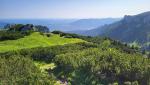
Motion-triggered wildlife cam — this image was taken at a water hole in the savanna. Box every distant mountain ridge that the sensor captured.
[85,11,150,50]
[69,18,121,30]
[67,18,121,35]
[0,18,120,31]
[0,19,77,31]
[101,11,150,43]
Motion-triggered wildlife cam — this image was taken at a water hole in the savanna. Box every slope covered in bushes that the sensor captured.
[0,38,149,85]
[0,31,150,85]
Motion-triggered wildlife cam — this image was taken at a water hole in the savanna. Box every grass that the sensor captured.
[34,61,56,72]
[0,32,85,52]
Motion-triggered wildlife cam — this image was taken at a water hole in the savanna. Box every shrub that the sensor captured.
[0,55,52,84]
[0,30,32,41]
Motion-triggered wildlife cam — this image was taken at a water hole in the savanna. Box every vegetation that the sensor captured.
[0,24,50,41]
[0,38,149,85]
[5,24,49,33]
[0,31,31,41]
[34,25,49,33]
[0,56,56,84]
[0,29,149,85]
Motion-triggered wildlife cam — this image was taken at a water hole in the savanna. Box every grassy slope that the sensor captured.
[0,32,85,52]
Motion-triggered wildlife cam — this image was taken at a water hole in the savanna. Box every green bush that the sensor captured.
[0,31,31,41]
[0,55,52,84]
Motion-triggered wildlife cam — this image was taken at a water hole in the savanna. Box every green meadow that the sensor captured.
[0,32,85,53]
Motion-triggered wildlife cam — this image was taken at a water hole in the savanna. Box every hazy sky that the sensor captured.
[0,0,150,19]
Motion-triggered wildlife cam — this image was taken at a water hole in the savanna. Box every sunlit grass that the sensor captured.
[0,32,85,52]
[34,61,56,72]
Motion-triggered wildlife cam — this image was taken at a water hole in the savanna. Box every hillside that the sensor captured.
[102,11,150,43]
[0,31,149,85]
[0,15,149,85]
[86,11,150,50]
[1,0,150,84]
[0,32,85,52]
[69,24,109,36]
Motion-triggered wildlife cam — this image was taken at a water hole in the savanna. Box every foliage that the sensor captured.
[0,31,31,41]
[0,40,149,85]
[0,55,55,85]
[34,25,49,33]
[52,31,139,54]
[54,48,150,85]
[0,31,149,85]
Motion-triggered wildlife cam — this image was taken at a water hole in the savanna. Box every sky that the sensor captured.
[0,0,150,19]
